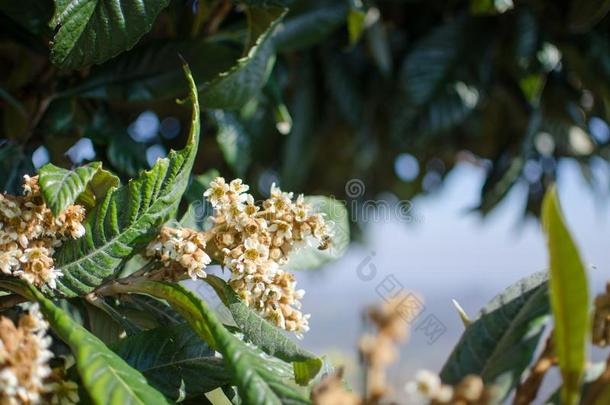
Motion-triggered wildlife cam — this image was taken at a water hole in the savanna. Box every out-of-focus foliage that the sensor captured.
[1,0,609,220]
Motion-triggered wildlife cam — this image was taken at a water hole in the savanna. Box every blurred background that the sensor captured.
[1,0,609,397]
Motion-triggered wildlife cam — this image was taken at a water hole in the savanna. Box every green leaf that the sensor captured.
[347,8,366,45]
[210,111,251,177]
[77,167,122,210]
[204,275,322,385]
[542,185,589,405]
[112,323,230,401]
[116,280,312,405]
[470,0,514,15]
[107,134,149,178]
[200,8,287,109]
[287,196,350,270]
[38,161,118,216]
[60,9,285,108]
[440,271,551,401]
[52,64,200,297]
[0,279,171,405]
[365,18,392,77]
[280,55,317,190]
[273,4,347,52]
[124,294,183,326]
[84,301,125,345]
[49,0,171,69]
[478,111,541,214]
[398,16,468,106]
[57,40,238,101]
[544,362,606,404]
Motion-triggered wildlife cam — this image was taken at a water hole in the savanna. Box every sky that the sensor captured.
[295,158,610,391]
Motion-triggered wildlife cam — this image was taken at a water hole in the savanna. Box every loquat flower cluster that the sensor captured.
[0,176,85,289]
[145,226,211,281]
[359,294,410,402]
[144,177,334,338]
[0,304,78,405]
[205,178,332,339]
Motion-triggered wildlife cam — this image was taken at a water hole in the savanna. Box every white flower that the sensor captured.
[0,244,21,274]
[269,220,292,241]
[266,183,293,213]
[240,238,269,264]
[229,179,250,195]
[204,177,230,207]
[414,369,442,397]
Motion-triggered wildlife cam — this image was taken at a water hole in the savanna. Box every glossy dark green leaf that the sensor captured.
[57,40,238,101]
[112,323,230,401]
[60,8,284,108]
[200,8,287,109]
[52,64,200,297]
[542,186,589,405]
[204,275,322,385]
[116,280,312,405]
[49,0,171,69]
[84,301,125,345]
[0,279,170,405]
[398,16,468,106]
[210,111,251,177]
[107,134,149,178]
[280,55,317,190]
[273,4,347,51]
[440,271,551,401]
[478,111,540,214]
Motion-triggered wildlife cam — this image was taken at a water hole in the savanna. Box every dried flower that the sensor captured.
[359,294,410,402]
[0,176,86,290]
[312,369,361,405]
[593,282,610,347]
[0,304,53,404]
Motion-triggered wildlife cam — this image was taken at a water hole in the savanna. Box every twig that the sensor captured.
[0,294,28,311]
[513,335,555,405]
[583,355,610,405]
[204,0,232,35]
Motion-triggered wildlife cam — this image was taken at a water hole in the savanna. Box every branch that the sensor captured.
[513,335,555,405]
[583,356,610,405]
